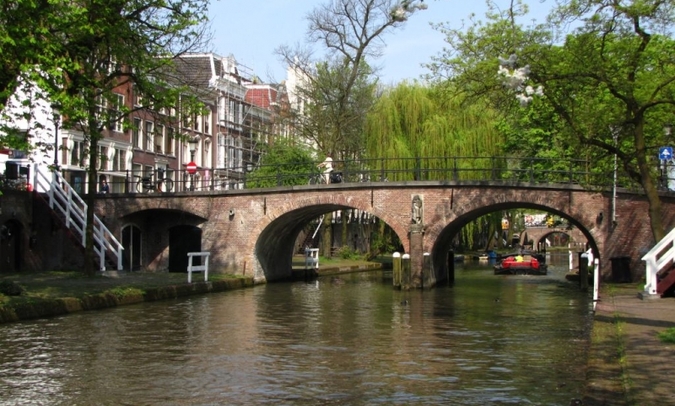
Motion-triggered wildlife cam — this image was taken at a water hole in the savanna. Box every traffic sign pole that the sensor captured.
[187,162,197,191]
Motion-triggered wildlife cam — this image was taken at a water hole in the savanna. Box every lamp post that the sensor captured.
[662,124,673,190]
[53,113,60,169]
[244,162,254,189]
[188,137,198,191]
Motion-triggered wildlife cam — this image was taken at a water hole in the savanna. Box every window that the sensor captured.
[204,140,212,168]
[98,145,109,170]
[204,110,212,134]
[226,135,236,169]
[135,92,144,107]
[218,97,226,121]
[235,137,243,169]
[144,121,154,151]
[155,124,164,154]
[96,93,124,132]
[218,134,226,168]
[228,100,237,123]
[70,140,86,167]
[110,94,124,133]
[132,118,141,148]
[112,149,126,171]
[165,127,174,155]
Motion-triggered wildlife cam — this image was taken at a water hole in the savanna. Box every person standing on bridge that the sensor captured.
[317,155,334,184]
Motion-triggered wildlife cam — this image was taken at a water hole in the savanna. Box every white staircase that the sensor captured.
[33,166,124,271]
[641,227,675,297]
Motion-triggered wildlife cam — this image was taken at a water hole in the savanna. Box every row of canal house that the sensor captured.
[1,53,305,193]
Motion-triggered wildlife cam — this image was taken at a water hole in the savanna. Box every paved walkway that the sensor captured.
[583,284,675,405]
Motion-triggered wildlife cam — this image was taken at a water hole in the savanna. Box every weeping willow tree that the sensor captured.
[364,83,505,180]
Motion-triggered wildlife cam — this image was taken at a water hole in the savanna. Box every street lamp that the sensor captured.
[662,124,673,190]
[53,113,60,169]
[188,137,198,191]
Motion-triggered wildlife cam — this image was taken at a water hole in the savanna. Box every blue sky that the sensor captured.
[207,1,553,84]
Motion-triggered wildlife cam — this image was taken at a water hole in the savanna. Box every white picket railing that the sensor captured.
[641,227,675,296]
[34,166,124,271]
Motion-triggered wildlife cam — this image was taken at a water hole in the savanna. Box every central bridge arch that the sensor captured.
[253,194,409,282]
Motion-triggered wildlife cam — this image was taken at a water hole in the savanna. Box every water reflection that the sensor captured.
[0,253,591,405]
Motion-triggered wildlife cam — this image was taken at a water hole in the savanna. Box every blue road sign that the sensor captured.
[660,146,673,161]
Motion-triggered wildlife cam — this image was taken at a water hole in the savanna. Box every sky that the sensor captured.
[207,1,554,84]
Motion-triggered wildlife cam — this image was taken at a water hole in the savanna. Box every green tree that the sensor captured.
[364,82,504,179]
[247,139,316,188]
[428,0,675,241]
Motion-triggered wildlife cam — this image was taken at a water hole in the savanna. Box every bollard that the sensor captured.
[579,254,589,292]
[402,254,411,290]
[422,252,432,289]
[392,252,402,288]
[593,259,600,312]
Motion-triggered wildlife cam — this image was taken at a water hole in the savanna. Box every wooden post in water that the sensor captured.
[392,252,402,289]
[401,254,411,290]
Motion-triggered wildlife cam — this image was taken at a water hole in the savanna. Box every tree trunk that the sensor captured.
[83,134,99,276]
[321,212,333,258]
[630,120,666,242]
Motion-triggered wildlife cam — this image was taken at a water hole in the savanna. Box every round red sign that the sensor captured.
[186,161,197,175]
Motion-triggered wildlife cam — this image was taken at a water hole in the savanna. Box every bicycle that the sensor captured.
[135,175,174,193]
[308,171,342,185]
[308,171,327,185]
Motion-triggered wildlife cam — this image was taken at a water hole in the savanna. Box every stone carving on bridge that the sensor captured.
[412,195,423,225]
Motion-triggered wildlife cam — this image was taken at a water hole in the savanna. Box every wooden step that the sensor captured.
[657,268,675,295]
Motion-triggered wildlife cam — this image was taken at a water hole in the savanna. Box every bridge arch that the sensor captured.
[428,201,601,281]
[252,194,409,282]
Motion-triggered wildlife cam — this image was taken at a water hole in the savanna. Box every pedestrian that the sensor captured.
[100,177,110,193]
[317,155,333,184]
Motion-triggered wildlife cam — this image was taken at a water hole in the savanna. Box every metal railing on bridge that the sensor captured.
[0,156,640,195]
[95,156,636,193]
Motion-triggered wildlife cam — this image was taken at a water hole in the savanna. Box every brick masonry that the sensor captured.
[1,183,671,284]
[88,182,675,285]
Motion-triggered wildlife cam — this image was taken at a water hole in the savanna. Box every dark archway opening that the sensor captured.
[122,225,142,271]
[169,225,202,272]
[0,220,23,272]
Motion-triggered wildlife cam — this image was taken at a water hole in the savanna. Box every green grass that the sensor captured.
[0,270,245,309]
[657,327,675,344]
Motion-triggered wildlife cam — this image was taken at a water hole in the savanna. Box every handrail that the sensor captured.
[641,227,675,295]
[35,166,124,271]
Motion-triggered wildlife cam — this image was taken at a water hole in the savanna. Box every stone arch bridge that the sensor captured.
[93,180,675,288]
[519,227,588,250]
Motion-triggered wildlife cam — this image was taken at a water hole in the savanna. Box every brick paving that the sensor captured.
[583,284,675,406]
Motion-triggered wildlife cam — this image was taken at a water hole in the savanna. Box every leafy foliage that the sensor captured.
[364,82,505,180]
[427,0,675,240]
[247,139,316,188]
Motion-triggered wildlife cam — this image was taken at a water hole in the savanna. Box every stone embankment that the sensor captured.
[0,277,254,324]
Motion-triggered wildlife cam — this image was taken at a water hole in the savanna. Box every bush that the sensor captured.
[0,280,24,296]
[334,246,362,260]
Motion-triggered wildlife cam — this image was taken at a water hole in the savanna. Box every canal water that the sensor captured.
[0,253,592,405]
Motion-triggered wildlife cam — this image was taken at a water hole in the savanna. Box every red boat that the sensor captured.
[494,254,547,275]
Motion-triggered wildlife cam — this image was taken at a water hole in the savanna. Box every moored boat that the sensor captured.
[494,254,547,275]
